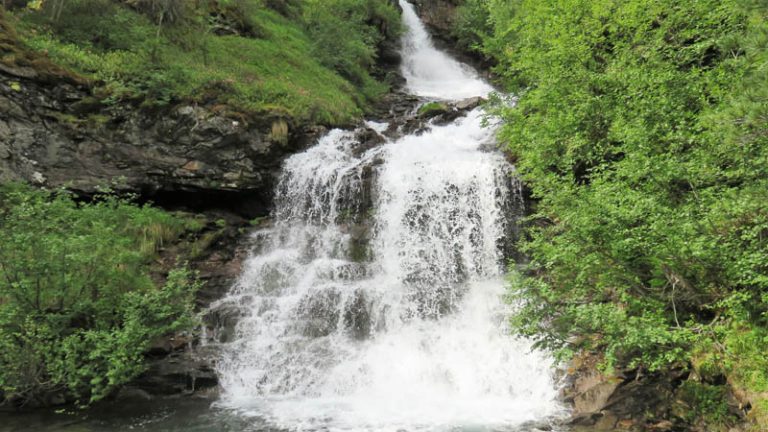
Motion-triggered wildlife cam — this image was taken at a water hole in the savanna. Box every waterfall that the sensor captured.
[212,1,564,430]
[399,0,493,99]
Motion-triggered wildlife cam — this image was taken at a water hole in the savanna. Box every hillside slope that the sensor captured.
[0,0,402,214]
[6,0,402,124]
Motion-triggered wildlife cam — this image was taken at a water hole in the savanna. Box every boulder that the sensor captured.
[454,96,484,111]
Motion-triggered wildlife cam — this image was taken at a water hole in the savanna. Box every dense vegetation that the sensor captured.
[455,0,768,427]
[0,184,201,406]
[5,0,401,124]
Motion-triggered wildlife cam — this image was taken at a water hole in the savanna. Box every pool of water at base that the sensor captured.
[0,398,566,432]
[0,398,256,432]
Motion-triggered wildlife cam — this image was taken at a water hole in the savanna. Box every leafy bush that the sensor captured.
[0,184,200,405]
[677,381,736,426]
[462,0,768,385]
[453,0,492,56]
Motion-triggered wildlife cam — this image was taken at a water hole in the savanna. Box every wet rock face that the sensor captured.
[128,348,219,397]
[401,96,486,136]
[297,288,342,337]
[368,92,487,140]
[411,0,461,44]
[343,289,371,340]
[0,72,322,218]
[564,362,663,431]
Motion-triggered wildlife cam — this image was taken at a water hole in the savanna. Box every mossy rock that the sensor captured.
[0,8,86,85]
[417,101,450,118]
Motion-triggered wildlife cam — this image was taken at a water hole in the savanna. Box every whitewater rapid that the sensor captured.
[211,1,564,430]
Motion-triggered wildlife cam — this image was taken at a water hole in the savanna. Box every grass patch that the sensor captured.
[8,0,401,125]
[418,101,449,117]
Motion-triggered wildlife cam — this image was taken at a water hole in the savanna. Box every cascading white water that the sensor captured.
[399,0,493,99]
[212,1,564,430]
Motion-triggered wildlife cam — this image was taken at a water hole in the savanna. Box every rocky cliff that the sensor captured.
[0,67,326,218]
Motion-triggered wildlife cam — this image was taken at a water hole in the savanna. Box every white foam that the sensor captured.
[399,0,494,100]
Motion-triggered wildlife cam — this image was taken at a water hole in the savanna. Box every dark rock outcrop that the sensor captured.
[0,70,325,218]
[562,353,749,431]
[127,347,220,397]
[376,0,405,70]
[563,354,685,431]
[101,217,251,401]
[410,0,494,71]
[401,96,485,135]
[411,0,461,44]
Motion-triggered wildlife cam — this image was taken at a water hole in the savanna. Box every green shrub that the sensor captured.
[0,183,200,405]
[677,381,736,427]
[453,0,492,56]
[460,0,768,380]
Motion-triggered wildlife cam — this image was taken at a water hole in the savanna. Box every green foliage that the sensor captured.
[249,216,267,227]
[302,0,401,99]
[418,101,449,117]
[0,183,200,405]
[720,321,768,392]
[463,0,768,382]
[10,0,401,125]
[677,381,736,426]
[453,0,492,56]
